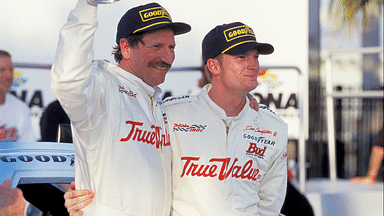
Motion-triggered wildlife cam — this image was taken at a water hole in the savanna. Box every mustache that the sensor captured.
[148,61,172,69]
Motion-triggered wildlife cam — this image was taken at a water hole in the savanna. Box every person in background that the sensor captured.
[349,127,384,184]
[280,169,314,216]
[0,50,36,142]
[0,51,69,215]
[0,50,69,215]
[40,100,70,142]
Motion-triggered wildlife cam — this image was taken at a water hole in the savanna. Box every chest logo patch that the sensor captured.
[245,143,267,159]
[119,85,137,98]
[244,126,277,137]
[173,123,207,132]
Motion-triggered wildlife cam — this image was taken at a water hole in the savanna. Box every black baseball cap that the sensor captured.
[116,2,191,44]
[202,22,274,64]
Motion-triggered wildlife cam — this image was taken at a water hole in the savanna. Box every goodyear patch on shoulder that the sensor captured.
[162,94,197,105]
[259,104,276,114]
[258,104,286,125]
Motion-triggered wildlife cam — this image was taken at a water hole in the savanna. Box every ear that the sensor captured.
[206,58,220,76]
[119,38,131,60]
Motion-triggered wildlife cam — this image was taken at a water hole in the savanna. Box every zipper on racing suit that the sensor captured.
[222,118,234,213]
[150,94,168,215]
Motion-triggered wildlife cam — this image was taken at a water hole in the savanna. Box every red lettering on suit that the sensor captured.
[180,157,261,181]
[120,120,170,149]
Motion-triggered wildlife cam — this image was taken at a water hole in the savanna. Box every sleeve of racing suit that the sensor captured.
[51,0,105,148]
[257,127,288,216]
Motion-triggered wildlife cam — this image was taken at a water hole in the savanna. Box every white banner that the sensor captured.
[251,68,302,139]
[11,67,56,141]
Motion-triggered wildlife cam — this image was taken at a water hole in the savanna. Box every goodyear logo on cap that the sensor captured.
[139,6,172,22]
[224,25,256,42]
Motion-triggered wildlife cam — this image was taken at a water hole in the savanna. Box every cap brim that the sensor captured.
[169,22,191,35]
[225,42,274,55]
[135,22,191,36]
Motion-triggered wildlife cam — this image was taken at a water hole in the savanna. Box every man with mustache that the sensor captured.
[64,22,288,216]
[51,0,190,215]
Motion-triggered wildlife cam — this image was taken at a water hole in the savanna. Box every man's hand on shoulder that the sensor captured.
[247,93,259,111]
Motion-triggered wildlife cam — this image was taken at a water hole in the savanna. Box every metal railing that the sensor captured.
[324,47,383,181]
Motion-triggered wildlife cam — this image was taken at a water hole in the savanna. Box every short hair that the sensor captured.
[112,34,145,63]
[112,26,174,63]
[0,50,11,58]
[204,54,223,81]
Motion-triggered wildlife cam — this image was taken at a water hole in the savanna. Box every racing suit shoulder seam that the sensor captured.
[258,104,287,125]
[162,94,197,106]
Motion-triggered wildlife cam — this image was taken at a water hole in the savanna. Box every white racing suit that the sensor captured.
[51,0,171,215]
[164,86,288,216]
